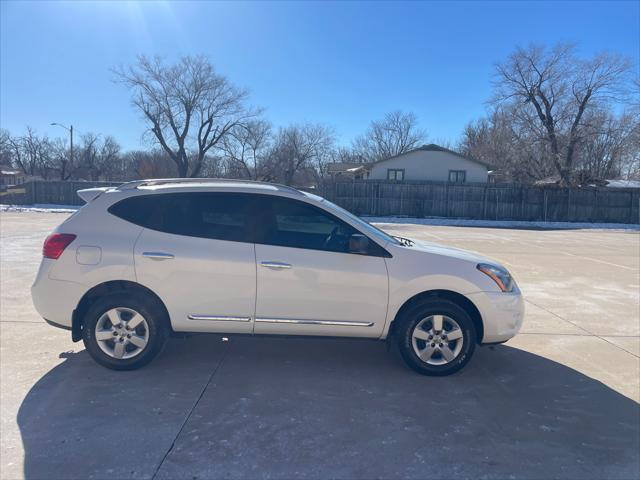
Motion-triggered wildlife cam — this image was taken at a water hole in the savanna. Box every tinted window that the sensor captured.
[108,195,158,227]
[109,193,253,243]
[256,196,358,253]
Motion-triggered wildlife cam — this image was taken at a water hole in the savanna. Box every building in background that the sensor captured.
[365,144,490,183]
[326,162,368,180]
[326,144,491,183]
[0,167,28,187]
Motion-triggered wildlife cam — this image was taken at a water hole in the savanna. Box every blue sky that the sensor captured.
[1,1,638,151]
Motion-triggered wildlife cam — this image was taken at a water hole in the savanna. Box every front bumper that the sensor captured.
[466,289,525,344]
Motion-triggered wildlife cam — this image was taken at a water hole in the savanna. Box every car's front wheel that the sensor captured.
[396,298,477,376]
[82,292,168,370]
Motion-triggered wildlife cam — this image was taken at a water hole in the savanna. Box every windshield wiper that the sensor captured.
[393,235,415,247]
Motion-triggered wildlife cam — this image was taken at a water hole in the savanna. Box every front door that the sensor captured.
[133,192,256,334]
[252,195,389,338]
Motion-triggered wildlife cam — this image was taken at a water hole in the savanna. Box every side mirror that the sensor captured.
[349,234,369,254]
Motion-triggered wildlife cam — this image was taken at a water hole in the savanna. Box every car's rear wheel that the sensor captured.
[395,298,477,376]
[82,292,168,370]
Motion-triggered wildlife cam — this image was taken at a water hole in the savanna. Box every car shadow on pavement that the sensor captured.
[17,335,640,480]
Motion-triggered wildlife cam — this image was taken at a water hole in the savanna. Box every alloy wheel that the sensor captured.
[94,307,150,360]
[411,314,464,366]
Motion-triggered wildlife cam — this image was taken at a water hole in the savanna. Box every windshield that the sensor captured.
[320,199,401,246]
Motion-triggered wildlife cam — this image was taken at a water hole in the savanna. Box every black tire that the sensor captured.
[395,297,477,376]
[82,292,168,370]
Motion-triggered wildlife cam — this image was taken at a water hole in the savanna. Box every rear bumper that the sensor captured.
[466,289,525,344]
[31,261,85,329]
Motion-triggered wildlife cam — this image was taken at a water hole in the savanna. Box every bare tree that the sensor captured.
[460,106,556,183]
[266,124,335,185]
[331,147,367,165]
[76,133,122,180]
[97,136,123,180]
[0,129,13,167]
[493,44,632,185]
[576,110,639,182]
[353,111,426,162]
[49,137,74,180]
[123,150,176,179]
[632,77,640,108]
[114,55,255,177]
[9,128,53,177]
[220,119,272,180]
[196,153,225,178]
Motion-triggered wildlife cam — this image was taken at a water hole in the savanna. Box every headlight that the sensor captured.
[477,263,514,292]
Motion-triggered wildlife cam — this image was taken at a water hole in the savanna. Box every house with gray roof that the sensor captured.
[365,144,490,183]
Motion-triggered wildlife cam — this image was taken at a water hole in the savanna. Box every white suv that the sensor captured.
[32,179,524,375]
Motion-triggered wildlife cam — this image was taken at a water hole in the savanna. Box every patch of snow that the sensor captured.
[606,179,640,188]
[0,204,79,213]
[365,216,640,231]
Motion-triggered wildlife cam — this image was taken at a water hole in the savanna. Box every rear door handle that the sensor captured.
[142,252,174,260]
[260,261,292,269]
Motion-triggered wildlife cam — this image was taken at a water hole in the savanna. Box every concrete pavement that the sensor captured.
[1,212,638,479]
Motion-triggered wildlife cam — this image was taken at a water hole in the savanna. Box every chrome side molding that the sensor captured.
[255,318,374,327]
[187,315,251,322]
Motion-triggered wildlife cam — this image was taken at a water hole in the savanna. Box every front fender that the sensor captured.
[382,273,486,337]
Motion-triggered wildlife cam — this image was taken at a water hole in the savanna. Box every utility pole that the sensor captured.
[51,122,74,178]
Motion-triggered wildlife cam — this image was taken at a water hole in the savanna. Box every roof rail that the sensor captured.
[116,178,304,195]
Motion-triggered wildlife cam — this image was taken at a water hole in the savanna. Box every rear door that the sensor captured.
[131,192,256,334]
[252,195,389,338]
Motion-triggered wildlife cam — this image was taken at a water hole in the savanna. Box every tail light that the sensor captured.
[43,233,77,259]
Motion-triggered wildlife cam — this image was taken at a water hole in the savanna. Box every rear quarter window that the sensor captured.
[107,195,160,228]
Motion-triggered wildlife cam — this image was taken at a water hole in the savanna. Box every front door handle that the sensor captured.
[142,252,175,260]
[260,261,292,269]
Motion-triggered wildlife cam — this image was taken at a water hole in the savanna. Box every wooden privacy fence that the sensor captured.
[2,179,639,224]
[318,180,640,224]
[0,181,121,206]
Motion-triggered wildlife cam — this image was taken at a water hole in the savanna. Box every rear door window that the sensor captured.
[109,192,254,243]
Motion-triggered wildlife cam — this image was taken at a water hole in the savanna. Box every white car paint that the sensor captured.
[31,180,524,347]
[253,242,389,338]
[134,226,256,334]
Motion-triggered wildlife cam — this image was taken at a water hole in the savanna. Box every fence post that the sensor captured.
[543,189,548,222]
[370,182,374,216]
[462,187,466,218]
[352,181,356,213]
[483,185,488,219]
[445,183,449,218]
